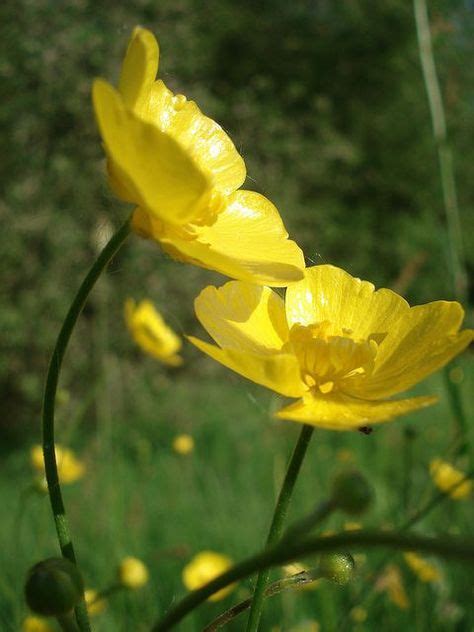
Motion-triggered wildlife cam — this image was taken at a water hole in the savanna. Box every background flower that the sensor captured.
[124,298,183,366]
[182,551,234,601]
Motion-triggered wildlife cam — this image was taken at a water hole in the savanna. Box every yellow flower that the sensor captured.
[189,265,473,430]
[403,552,441,583]
[125,299,183,366]
[375,564,410,610]
[93,27,304,286]
[118,557,149,589]
[21,616,55,632]
[85,589,107,616]
[350,606,368,623]
[30,444,85,484]
[172,434,194,455]
[182,551,234,601]
[289,622,320,632]
[429,459,472,499]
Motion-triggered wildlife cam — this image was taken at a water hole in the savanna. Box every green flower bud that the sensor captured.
[25,558,84,616]
[331,470,373,515]
[318,552,355,585]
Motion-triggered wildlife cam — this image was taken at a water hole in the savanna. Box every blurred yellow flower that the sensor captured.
[93,27,304,286]
[85,589,107,616]
[289,622,320,632]
[21,617,54,632]
[403,552,441,583]
[125,299,183,366]
[344,522,362,531]
[182,551,234,601]
[350,606,368,623]
[189,265,472,430]
[118,557,149,589]
[172,434,194,455]
[430,459,472,499]
[376,564,410,610]
[30,444,85,484]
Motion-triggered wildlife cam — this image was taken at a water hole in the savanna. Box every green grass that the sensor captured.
[2,350,473,631]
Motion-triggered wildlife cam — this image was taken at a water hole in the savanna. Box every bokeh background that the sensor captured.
[1,0,473,630]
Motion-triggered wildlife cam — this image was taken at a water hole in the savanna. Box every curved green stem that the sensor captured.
[42,217,131,631]
[245,424,314,631]
[151,530,474,631]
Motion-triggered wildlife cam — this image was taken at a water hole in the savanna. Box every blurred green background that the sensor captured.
[1,0,473,630]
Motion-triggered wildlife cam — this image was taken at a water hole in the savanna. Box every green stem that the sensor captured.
[57,612,81,632]
[245,424,314,632]
[204,569,318,631]
[413,0,467,303]
[42,217,131,631]
[151,530,474,631]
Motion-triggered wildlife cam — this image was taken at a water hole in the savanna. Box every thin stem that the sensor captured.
[413,0,467,303]
[204,570,318,631]
[282,499,335,544]
[57,612,81,632]
[42,217,131,631]
[151,530,474,631]
[246,424,314,632]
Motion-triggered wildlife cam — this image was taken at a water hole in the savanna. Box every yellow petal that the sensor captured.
[188,336,306,397]
[118,27,159,113]
[146,80,246,194]
[356,303,473,398]
[286,265,409,338]
[160,190,305,286]
[92,79,212,226]
[194,281,289,354]
[275,392,437,430]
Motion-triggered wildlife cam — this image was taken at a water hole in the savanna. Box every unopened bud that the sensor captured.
[331,470,373,515]
[25,558,83,616]
[318,552,355,585]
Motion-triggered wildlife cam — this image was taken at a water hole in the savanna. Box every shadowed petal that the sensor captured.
[93,79,212,226]
[118,27,159,113]
[194,281,289,353]
[160,190,305,286]
[276,392,437,430]
[188,336,306,398]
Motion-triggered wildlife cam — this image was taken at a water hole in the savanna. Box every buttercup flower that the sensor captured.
[30,444,85,484]
[182,551,234,601]
[172,433,194,455]
[403,552,441,583]
[429,459,472,499]
[93,27,304,286]
[118,557,149,589]
[21,616,55,632]
[85,589,107,616]
[375,564,409,610]
[189,265,473,430]
[125,298,183,366]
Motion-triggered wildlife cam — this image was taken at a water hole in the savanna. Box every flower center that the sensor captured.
[287,322,378,394]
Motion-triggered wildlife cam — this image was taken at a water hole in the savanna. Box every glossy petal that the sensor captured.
[118,27,159,113]
[93,79,212,226]
[286,265,409,338]
[194,281,288,354]
[275,392,437,430]
[146,81,246,194]
[159,190,305,286]
[354,303,473,398]
[188,336,306,397]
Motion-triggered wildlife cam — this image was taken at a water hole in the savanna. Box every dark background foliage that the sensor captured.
[1,0,473,439]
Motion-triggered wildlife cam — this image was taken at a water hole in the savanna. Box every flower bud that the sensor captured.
[318,552,355,585]
[25,558,83,616]
[331,470,373,515]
